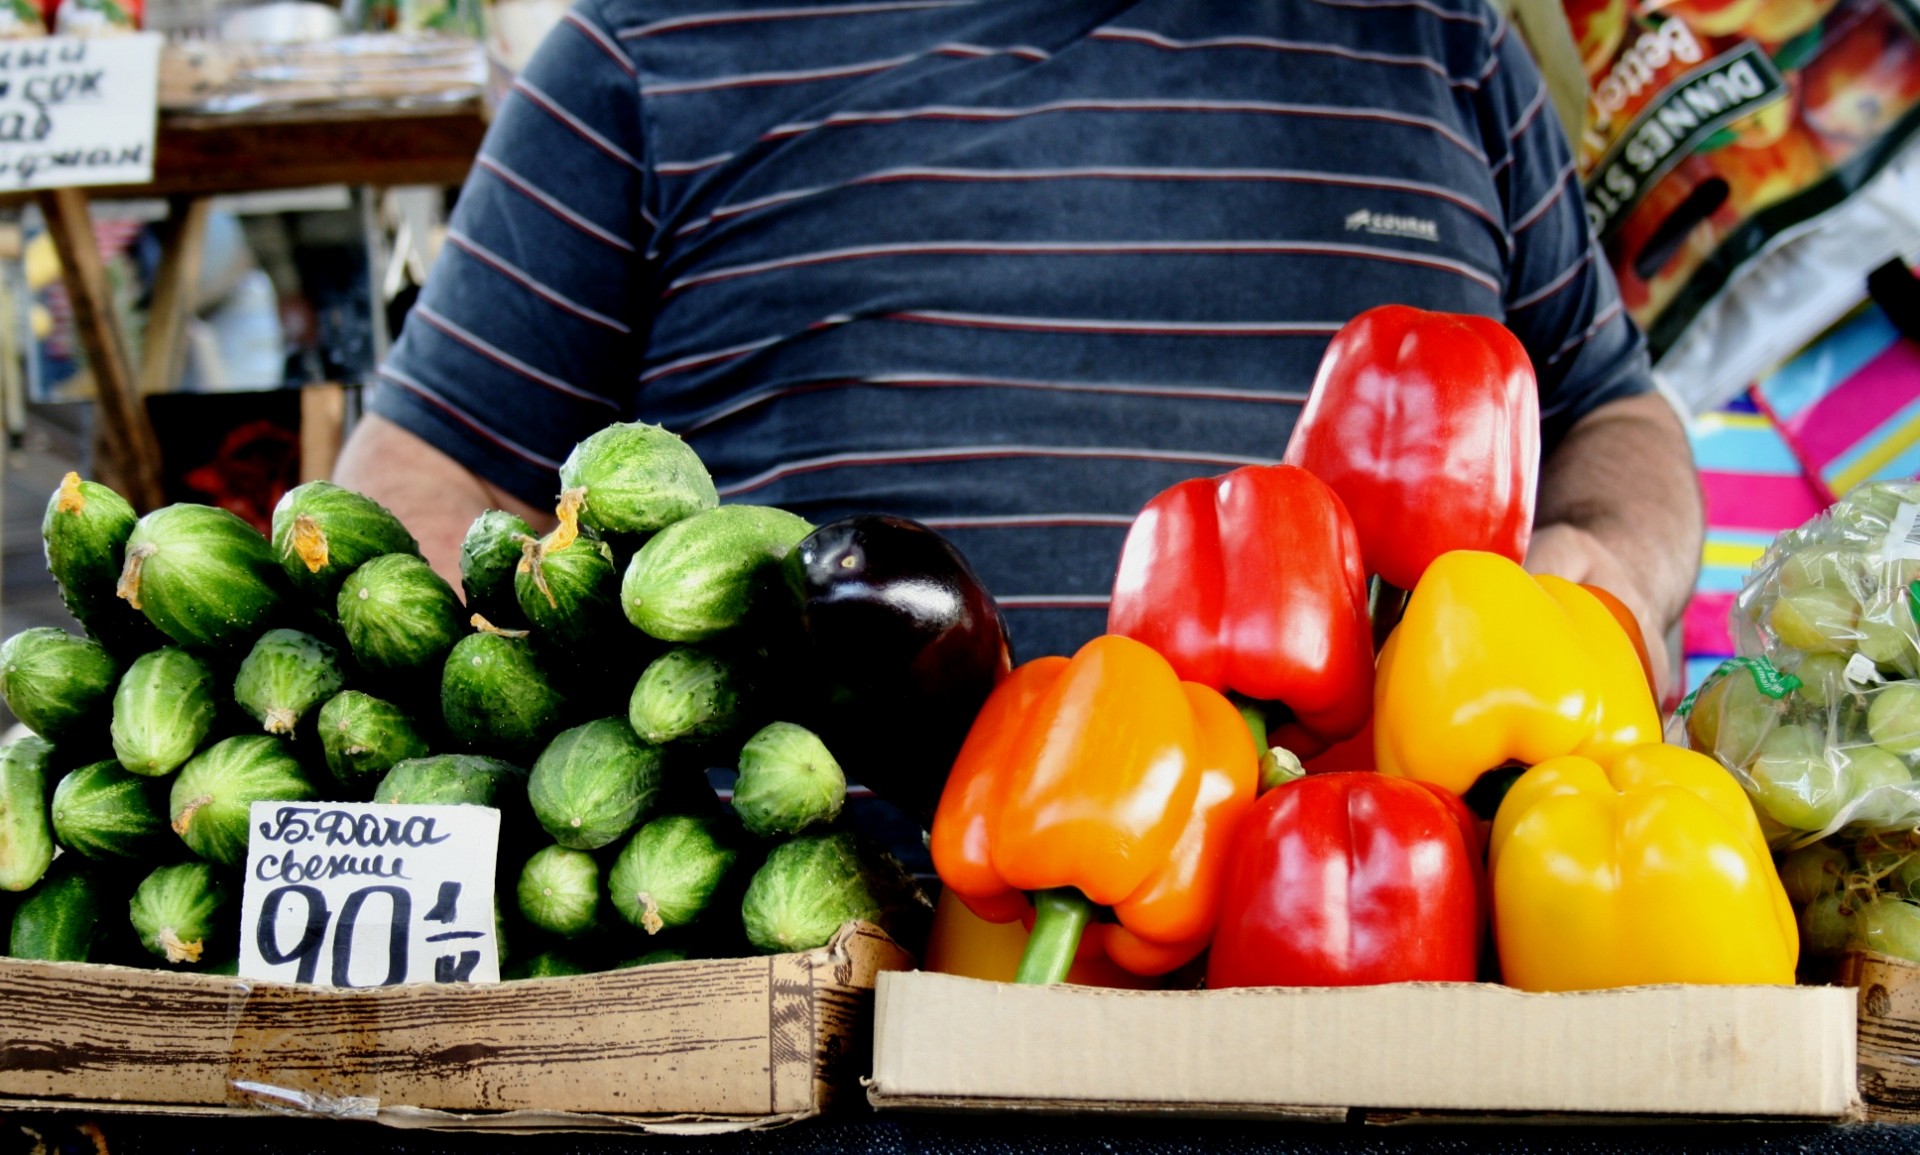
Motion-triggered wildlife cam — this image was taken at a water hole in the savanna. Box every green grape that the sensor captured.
[1747,724,1848,831]
[1769,587,1861,654]
[1686,667,1784,767]
[1853,898,1920,965]
[1778,842,1849,905]
[1801,893,1860,956]
[1857,599,1920,677]
[1777,547,1868,596]
[1843,744,1918,828]
[1869,683,1920,759]
[1789,652,1852,711]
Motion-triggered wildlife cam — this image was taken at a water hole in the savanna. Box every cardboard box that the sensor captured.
[0,922,908,1134]
[1842,950,1920,1123]
[867,971,1861,1123]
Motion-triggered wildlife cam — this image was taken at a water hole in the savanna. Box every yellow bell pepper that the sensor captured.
[1375,550,1661,795]
[1490,743,1799,991]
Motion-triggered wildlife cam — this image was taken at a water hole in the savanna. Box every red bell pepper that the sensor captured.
[1207,771,1484,988]
[1281,305,1540,593]
[1107,463,1373,745]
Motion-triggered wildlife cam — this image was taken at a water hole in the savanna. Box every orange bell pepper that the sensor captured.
[930,634,1258,983]
[1375,550,1661,796]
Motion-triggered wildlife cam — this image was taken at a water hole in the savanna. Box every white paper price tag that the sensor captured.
[239,802,500,988]
[0,33,159,190]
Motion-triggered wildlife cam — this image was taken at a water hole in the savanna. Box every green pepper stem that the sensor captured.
[1014,888,1094,985]
[1233,697,1269,754]
[1369,577,1409,650]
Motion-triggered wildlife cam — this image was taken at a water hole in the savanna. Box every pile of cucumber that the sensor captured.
[0,422,930,976]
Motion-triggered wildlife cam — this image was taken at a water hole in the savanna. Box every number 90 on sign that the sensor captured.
[238,802,501,987]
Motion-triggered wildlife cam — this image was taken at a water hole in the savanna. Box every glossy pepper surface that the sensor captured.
[1108,463,1373,744]
[1490,743,1798,991]
[1208,771,1483,988]
[1281,305,1540,591]
[1374,550,1661,795]
[930,634,1259,980]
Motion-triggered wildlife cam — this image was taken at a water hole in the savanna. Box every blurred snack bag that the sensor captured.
[0,0,47,36]
[1524,0,1920,379]
[53,0,141,33]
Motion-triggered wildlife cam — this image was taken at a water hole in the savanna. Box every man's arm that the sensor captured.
[333,413,555,592]
[1523,389,1704,696]
[345,0,646,587]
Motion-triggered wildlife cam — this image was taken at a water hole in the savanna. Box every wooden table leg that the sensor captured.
[299,382,346,483]
[38,187,164,511]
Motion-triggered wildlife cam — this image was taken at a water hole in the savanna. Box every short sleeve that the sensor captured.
[367,0,651,507]
[1478,9,1653,451]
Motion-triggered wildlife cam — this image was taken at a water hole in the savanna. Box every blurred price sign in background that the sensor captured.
[239,802,502,987]
[0,31,159,190]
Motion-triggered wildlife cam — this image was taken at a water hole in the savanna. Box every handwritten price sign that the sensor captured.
[0,33,160,190]
[238,802,501,988]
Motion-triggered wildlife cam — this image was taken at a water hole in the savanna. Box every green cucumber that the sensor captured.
[118,503,286,650]
[621,505,814,641]
[42,472,166,656]
[0,628,118,742]
[112,647,219,777]
[234,629,346,736]
[337,553,464,679]
[441,627,566,760]
[317,691,430,792]
[460,510,535,628]
[170,735,318,867]
[528,718,664,850]
[0,736,55,891]
[374,754,526,809]
[556,421,717,537]
[515,531,624,650]
[51,759,171,861]
[627,647,751,745]
[609,814,737,934]
[741,833,918,954]
[131,861,229,965]
[270,480,419,610]
[9,864,104,961]
[516,844,600,937]
[732,722,845,838]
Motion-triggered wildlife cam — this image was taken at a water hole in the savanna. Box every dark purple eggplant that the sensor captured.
[783,515,1009,822]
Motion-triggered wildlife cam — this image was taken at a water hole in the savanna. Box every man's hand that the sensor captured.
[1522,390,1703,703]
[332,414,555,594]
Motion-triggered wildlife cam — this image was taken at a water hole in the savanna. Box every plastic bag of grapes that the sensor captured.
[1675,479,1920,846]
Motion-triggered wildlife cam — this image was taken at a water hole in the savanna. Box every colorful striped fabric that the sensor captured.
[1754,306,1920,501]
[1683,302,1920,691]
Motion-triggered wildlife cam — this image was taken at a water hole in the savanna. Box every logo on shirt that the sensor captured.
[1344,209,1439,243]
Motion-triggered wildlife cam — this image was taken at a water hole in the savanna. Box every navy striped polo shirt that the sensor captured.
[371,0,1652,664]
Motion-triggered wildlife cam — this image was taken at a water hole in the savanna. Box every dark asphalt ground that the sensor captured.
[7,1111,1920,1155]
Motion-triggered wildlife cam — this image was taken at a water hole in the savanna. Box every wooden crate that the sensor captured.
[0,922,907,1134]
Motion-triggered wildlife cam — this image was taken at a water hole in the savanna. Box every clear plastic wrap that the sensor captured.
[1675,478,1920,963]
[1676,479,1920,844]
